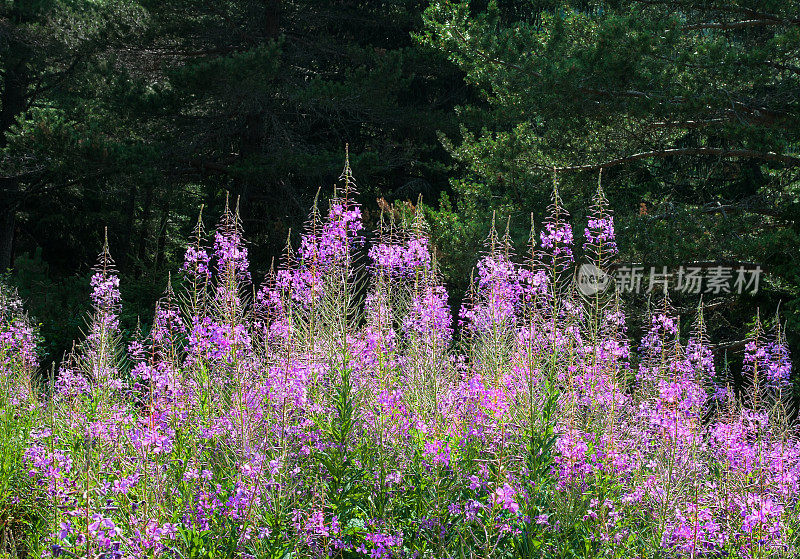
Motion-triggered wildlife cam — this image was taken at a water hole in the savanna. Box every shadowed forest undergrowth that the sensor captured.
[1,163,798,558]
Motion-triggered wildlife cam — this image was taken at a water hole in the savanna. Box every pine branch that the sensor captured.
[535,148,800,172]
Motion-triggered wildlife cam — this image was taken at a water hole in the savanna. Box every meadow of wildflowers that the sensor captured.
[1,162,799,559]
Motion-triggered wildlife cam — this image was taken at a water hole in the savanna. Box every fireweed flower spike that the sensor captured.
[0,282,38,404]
[182,205,212,317]
[540,172,575,276]
[583,171,618,262]
[744,314,793,394]
[5,160,799,559]
[81,229,124,391]
[460,215,524,336]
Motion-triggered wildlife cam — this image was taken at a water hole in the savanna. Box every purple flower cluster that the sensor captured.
[369,236,432,277]
[183,246,211,280]
[540,222,574,263]
[583,181,618,263]
[214,229,251,283]
[89,271,121,332]
[460,253,524,332]
[403,283,452,346]
[299,200,364,266]
[584,216,618,255]
[0,286,38,403]
[744,329,792,388]
[0,320,37,373]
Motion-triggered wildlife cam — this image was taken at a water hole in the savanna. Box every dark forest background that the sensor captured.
[2,0,799,391]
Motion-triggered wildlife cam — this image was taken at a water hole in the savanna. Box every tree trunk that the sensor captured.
[136,181,155,275]
[119,182,138,272]
[233,110,265,210]
[0,192,16,271]
[0,36,31,271]
[155,196,170,271]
